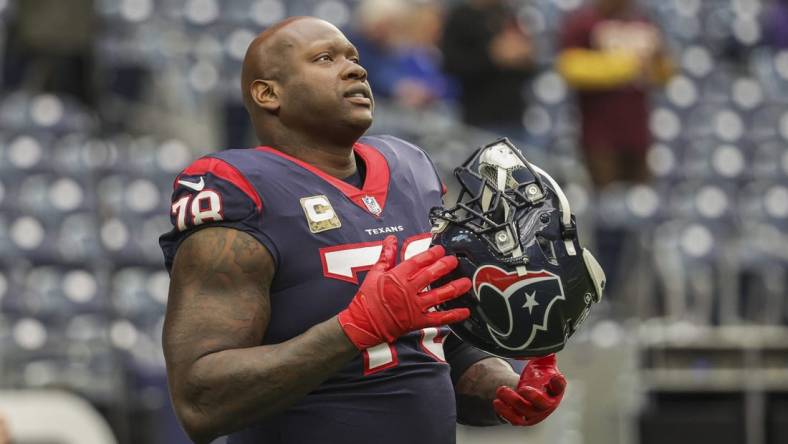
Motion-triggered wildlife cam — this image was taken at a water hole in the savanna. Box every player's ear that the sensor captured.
[250,79,279,113]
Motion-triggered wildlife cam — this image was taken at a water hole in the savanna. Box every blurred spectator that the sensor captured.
[2,0,97,106]
[392,1,457,108]
[348,0,407,94]
[0,412,9,444]
[557,0,674,301]
[441,0,534,138]
[350,0,454,109]
[557,0,674,188]
[763,0,788,49]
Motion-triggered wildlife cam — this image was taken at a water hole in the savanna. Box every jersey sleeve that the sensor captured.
[444,333,525,385]
[158,156,278,272]
[444,333,496,385]
[376,134,447,196]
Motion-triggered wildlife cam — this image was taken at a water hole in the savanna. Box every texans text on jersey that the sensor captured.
[364,225,404,236]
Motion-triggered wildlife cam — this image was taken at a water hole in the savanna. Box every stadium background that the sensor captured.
[0,0,786,443]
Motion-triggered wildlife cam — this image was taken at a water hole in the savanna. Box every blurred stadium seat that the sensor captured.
[0,389,119,444]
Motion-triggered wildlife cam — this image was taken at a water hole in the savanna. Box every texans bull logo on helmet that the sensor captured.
[473,265,565,352]
[430,138,606,358]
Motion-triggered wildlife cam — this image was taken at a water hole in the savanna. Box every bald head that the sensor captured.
[242,16,303,110]
[241,16,344,112]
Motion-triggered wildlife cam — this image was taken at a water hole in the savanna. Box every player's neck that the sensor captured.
[265,133,358,179]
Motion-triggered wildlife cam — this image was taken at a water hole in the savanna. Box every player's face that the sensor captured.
[278,19,374,136]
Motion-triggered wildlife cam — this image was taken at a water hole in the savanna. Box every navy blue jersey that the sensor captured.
[160,135,472,444]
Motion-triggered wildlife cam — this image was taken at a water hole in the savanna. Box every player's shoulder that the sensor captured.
[174,149,263,211]
[180,146,290,182]
[188,147,263,171]
[161,148,272,270]
[360,134,445,194]
[360,134,433,164]
[361,134,422,150]
[179,148,252,171]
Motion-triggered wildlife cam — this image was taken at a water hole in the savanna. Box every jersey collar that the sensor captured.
[256,142,390,217]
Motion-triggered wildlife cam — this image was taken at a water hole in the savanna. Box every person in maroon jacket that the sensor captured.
[557,0,674,188]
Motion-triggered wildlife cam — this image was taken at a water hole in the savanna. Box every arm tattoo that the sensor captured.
[163,227,357,443]
[455,357,519,426]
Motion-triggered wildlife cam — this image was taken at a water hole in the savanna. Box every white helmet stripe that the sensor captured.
[582,248,606,302]
[529,163,572,228]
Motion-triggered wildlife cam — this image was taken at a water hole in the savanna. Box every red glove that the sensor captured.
[493,354,566,426]
[338,235,471,350]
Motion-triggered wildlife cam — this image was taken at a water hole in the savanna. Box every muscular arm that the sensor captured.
[163,227,357,443]
[455,357,518,426]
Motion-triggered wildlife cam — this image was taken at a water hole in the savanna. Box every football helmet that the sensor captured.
[430,138,605,358]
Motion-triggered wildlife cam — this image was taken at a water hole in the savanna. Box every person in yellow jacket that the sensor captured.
[557,0,674,188]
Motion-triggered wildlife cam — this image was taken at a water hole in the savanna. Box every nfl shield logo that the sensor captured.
[362,195,382,216]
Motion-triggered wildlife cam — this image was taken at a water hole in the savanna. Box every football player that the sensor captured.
[160,17,566,444]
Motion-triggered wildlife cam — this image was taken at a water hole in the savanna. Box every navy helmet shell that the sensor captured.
[430,138,605,358]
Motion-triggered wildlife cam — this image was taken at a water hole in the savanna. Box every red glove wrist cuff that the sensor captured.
[529,353,557,367]
[338,309,383,350]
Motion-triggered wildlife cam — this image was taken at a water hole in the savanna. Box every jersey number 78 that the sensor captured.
[320,234,448,375]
